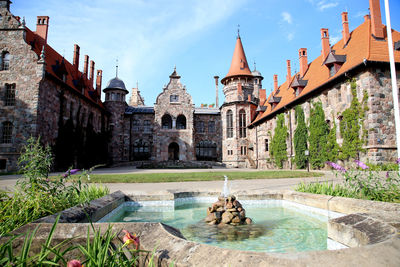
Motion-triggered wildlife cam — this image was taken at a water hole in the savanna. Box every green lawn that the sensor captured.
[69,170,323,183]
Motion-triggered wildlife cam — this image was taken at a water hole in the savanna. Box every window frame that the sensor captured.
[226,110,233,138]
[1,121,12,144]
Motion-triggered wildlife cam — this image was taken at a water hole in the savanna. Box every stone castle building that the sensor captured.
[1,0,399,172]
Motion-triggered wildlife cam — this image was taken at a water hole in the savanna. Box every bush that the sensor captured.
[296,160,400,203]
[308,102,329,169]
[294,105,308,169]
[0,137,109,235]
[270,114,288,168]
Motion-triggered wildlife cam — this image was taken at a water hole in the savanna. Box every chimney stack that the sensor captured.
[369,0,384,38]
[83,55,89,79]
[321,28,330,60]
[364,14,370,22]
[341,12,350,45]
[96,70,102,97]
[214,76,219,107]
[273,74,278,92]
[286,60,291,83]
[299,48,308,77]
[73,44,80,71]
[36,16,49,44]
[89,60,95,86]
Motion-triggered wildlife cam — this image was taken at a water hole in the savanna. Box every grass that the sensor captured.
[63,170,323,183]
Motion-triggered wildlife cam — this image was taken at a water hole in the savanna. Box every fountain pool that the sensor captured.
[98,197,346,253]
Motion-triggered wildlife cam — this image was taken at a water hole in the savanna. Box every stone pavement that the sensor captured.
[0,166,341,193]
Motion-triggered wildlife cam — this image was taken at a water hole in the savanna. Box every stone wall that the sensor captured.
[153,73,195,161]
[193,113,222,161]
[0,11,42,172]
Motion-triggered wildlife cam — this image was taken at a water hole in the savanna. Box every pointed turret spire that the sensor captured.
[221,33,252,84]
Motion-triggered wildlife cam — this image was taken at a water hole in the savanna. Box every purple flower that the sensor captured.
[326,161,347,173]
[386,171,390,178]
[354,160,369,170]
[63,168,80,178]
[396,158,400,164]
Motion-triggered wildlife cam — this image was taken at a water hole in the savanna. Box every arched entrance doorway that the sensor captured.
[168,142,179,160]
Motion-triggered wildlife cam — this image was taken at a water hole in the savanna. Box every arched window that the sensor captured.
[1,121,12,144]
[226,110,233,138]
[132,139,151,160]
[5,83,15,106]
[161,114,172,129]
[176,114,186,129]
[196,140,217,160]
[1,52,10,71]
[239,109,246,138]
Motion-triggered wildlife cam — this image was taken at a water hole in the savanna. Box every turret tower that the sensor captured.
[221,32,259,168]
[103,68,129,163]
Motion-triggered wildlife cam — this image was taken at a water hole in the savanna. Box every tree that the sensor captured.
[326,121,340,162]
[340,79,368,160]
[271,113,288,168]
[309,102,329,169]
[294,105,308,169]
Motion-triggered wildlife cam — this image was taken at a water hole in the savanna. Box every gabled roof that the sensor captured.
[221,36,252,83]
[323,51,346,65]
[24,27,105,109]
[251,18,400,126]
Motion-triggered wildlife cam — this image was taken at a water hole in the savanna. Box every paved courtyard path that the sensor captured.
[0,166,341,194]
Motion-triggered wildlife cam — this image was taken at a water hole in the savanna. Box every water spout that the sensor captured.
[222,175,229,198]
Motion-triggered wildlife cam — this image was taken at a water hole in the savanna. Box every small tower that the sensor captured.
[251,62,263,101]
[103,69,129,163]
[221,32,258,168]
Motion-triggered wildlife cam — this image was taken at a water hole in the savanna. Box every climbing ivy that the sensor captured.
[294,105,308,169]
[270,113,288,168]
[308,102,329,169]
[326,120,340,162]
[339,79,368,160]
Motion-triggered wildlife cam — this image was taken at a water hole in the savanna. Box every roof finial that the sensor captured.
[174,65,176,72]
[237,24,240,38]
[116,59,119,77]
[136,81,139,89]
[254,60,256,70]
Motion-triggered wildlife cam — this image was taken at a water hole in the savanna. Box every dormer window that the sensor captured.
[324,50,346,77]
[291,74,308,97]
[268,96,281,110]
[170,94,179,103]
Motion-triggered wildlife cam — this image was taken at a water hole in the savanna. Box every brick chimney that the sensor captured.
[321,28,330,60]
[214,76,219,107]
[89,60,95,86]
[273,74,278,92]
[364,15,370,22]
[259,89,266,104]
[36,16,49,44]
[369,0,384,38]
[73,44,80,71]
[96,70,102,97]
[299,48,308,77]
[83,55,89,79]
[341,12,350,45]
[286,60,291,83]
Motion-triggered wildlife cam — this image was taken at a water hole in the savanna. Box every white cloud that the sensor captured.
[287,32,295,41]
[308,0,339,12]
[281,12,292,24]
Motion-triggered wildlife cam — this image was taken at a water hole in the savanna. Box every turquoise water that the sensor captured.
[104,201,328,253]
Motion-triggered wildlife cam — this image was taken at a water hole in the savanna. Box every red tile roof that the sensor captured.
[221,36,252,84]
[251,18,400,126]
[24,27,105,109]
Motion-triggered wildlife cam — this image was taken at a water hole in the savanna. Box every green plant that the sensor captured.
[294,105,308,169]
[297,160,400,203]
[308,102,329,169]
[325,121,340,162]
[339,79,368,160]
[270,114,288,168]
[0,138,109,235]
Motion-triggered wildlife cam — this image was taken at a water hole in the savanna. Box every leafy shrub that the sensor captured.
[0,137,109,235]
[296,160,400,203]
[308,102,329,169]
[270,114,288,168]
[294,105,308,169]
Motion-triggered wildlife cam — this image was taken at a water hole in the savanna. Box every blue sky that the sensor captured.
[12,0,400,106]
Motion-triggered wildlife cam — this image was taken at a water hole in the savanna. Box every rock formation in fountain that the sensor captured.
[205,195,252,226]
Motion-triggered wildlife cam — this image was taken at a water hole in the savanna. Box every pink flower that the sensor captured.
[122,230,140,250]
[326,161,347,173]
[67,260,83,267]
[354,160,369,170]
[63,168,80,178]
